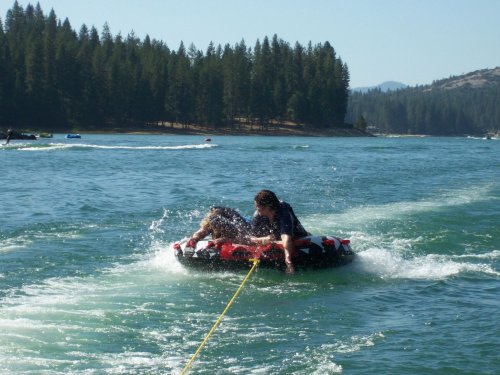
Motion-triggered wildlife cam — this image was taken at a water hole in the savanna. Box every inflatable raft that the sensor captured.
[173,235,354,271]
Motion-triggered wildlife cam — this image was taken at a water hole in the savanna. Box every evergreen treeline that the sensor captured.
[347,81,500,135]
[0,2,350,131]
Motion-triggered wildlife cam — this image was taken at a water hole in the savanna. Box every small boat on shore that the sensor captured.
[66,134,81,139]
[173,235,354,271]
[36,132,53,138]
[1,130,36,141]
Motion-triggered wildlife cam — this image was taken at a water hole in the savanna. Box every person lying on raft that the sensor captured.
[186,206,252,248]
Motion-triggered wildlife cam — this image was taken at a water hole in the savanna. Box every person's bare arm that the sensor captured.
[281,233,295,274]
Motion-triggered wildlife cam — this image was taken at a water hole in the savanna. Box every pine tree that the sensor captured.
[287,42,307,122]
[166,42,193,126]
[24,34,44,126]
[0,17,11,126]
[42,9,59,126]
[250,37,273,128]
[5,1,28,126]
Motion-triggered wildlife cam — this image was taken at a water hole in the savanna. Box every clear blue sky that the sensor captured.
[3,0,500,88]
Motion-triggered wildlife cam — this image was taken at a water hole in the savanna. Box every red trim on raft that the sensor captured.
[173,235,355,270]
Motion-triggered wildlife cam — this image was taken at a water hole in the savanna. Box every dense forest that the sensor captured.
[347,68,500,135]
[0,2,350,132]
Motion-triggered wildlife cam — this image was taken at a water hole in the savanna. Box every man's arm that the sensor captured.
[281,233,295,273]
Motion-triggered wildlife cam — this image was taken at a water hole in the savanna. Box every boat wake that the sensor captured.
[15,143,218,151]
[301,184,499,281]
[353,247,500,280]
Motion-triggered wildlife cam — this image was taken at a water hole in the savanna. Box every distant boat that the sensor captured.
[66,134,81,139]
[37,132,53,138]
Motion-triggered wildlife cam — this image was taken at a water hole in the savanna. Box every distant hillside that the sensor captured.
[424,67,500,91]
[352,81,408,93]
[347,67,500,135]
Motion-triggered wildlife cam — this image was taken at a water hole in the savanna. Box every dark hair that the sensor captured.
[254,190,280,212]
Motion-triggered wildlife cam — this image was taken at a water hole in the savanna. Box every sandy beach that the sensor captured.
[75,121,372,137]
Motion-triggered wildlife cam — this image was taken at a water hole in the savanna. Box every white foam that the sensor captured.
[325,332,385,354]
[0,237,32,253]
[20,143,217,151]
[354,247,500,280]
[310,362,343,374]
[454,250,500,260]
[144,240,189,276]
[467,136,499,140]
[148,207,170,234]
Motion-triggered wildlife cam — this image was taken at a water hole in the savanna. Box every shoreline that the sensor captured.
[68,122,374,137]
[5,121,377,139]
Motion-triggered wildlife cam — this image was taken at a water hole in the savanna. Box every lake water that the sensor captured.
[1,134,499,374]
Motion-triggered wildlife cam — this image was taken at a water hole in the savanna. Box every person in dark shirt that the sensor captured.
[250,190,308,274]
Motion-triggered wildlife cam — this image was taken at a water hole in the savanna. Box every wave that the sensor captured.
[146,240,190,276]
[467,136,499,140]
[453,250,500,260]
[0,223,99,254]
[298,184,499,281]
[353,247,500,280]
[304,183,497,233]
[0,223,228,373]
[0,267,176,372]
[144,190,500,282]
[17,142,218,151]
[0,237,32,254]
[0,210,496,374]
[148,230,499,284]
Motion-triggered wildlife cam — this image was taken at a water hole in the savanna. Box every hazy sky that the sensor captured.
[3,0,499,88]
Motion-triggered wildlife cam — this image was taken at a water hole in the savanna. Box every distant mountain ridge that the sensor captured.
[424,67,500,91]
[347,66,500,135]
[353,67,500,94]
[352,81,408,93]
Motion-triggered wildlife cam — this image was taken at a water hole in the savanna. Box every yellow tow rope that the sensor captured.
[180,258,260,375]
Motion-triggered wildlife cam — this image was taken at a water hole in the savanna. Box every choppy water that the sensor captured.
[1,134,499,374]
